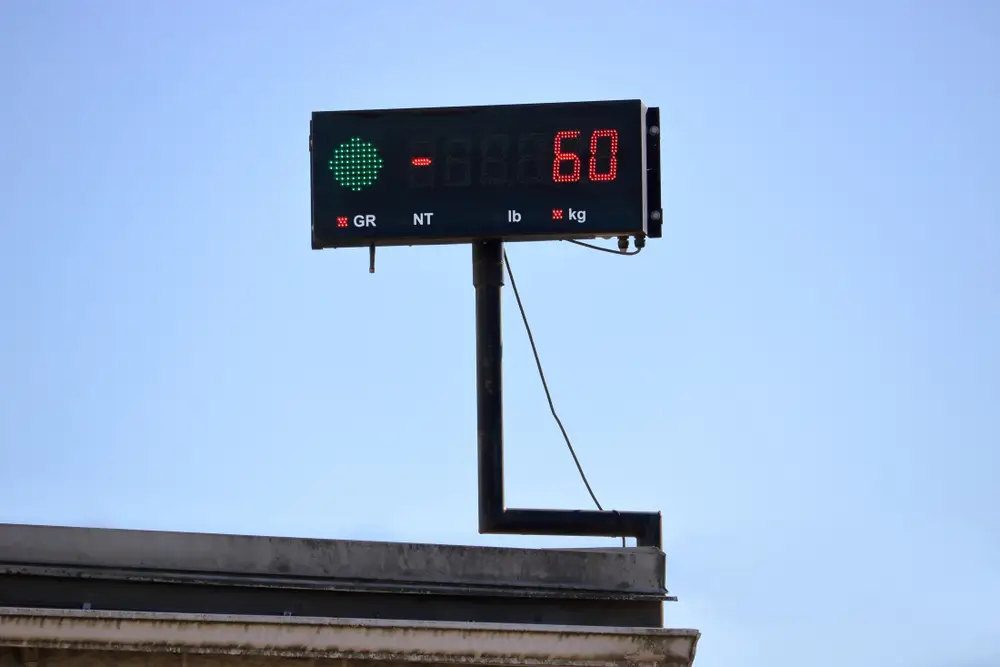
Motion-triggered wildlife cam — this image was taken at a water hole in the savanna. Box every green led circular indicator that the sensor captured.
[328,137,383,191]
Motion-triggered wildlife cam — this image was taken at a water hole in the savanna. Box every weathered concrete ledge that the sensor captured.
[0,524,665,595]
[0,524,671,627]
[0,608,699,667]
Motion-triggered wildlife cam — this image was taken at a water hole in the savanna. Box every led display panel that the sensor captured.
[310,99,659,248]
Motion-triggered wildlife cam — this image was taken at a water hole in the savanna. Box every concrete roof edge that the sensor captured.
[0,607,700,667]
[0,524,666,595]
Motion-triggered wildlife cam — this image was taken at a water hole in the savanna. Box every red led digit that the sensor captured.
[588,129,618,182]
[552,130,581,183]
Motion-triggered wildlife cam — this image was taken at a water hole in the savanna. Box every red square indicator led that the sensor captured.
[552,209,564,220]
[337,216,349,228]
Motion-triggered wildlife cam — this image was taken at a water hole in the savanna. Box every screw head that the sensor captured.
[649,125,660,136]
[651,210,662,221]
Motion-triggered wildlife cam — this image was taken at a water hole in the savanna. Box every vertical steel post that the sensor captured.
[473,240,505,532]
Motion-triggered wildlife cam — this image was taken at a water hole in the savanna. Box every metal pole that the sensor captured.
[472,239,662,549]
[473,240,505,533]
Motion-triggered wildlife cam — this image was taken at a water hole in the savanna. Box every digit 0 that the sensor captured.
[588,129,618,182]
[552,130,582,183]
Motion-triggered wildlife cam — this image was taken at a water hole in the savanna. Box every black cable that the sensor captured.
[502,249,627,547]
[567,239,643,255]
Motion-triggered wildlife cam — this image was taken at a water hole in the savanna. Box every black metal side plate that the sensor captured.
[645,106,662,238]
[0,571,663,628]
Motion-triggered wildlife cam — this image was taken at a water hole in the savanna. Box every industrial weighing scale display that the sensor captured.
[310,99,657,248]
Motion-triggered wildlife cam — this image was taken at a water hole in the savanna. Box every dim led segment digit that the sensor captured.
[480,134,510,185]
[588,129,618,182]
[516,133,548,184]
[552,130,582,183]
[444,137,472,187]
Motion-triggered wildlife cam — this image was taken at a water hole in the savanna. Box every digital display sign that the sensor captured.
[310,100,661,249]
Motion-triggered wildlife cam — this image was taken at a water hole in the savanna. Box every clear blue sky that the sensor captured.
[1,2,998,665]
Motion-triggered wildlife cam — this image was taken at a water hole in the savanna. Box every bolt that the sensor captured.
[649,125,660,136]
[651,210,662,221]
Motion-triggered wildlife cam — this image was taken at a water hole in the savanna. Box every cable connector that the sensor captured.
[634,234,646,250]
[617,236,630,253]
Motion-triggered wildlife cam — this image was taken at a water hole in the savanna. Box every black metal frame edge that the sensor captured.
[311,99,643,118]
[645,106,662,238]
[0,573,663,627]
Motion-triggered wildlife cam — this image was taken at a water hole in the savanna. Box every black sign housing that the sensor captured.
[310,100,661,249]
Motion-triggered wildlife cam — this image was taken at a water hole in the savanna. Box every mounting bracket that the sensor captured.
[472,239,662,548]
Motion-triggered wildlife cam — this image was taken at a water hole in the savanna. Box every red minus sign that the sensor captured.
[412,157,432,167]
